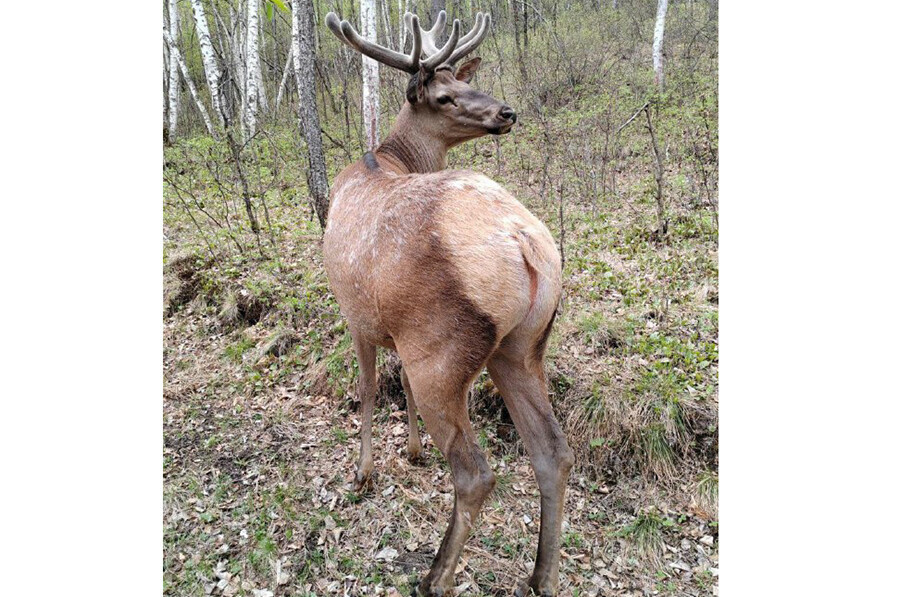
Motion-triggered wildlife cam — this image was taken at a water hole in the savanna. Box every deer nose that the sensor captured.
[499,106,517,123]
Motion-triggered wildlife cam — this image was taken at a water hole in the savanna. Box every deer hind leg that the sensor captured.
[352,333,377,491]
[401,357,495,597]
[487,344,574,597]
[400,366,423,462]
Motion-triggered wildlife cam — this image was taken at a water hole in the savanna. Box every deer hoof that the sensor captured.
[352,469,375,492]
[406,446,423,463]
[411,579,445,597]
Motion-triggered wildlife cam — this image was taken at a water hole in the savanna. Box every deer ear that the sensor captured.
[455,57,482,83]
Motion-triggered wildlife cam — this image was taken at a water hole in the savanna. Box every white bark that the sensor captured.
[275,46,293,111]
[379,0,395,51]
[398,0,407,50]
[163,40,170,139]
[245,0,261,138]
[164,29,218,138]
[652,0,668,90]
[190,0,225,128]
[233,1,247,134]
[167,0,181,140]
[360,0,380,150]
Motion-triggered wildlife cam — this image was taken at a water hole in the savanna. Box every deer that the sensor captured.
[322,10,574,596]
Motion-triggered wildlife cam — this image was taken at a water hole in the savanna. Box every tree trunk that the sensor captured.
[245,0,262,139]
[166,0,181,140]
[360,0,380,150]
[292,0,331,229]
[163,29,218,138]
[163,40,170,145]
[275,46,293,111]
[211,3,236,121]
[644,104,667,236]
[398,0,409,50]
[190,0,225,128]
[652,0,668,90]
[227,2,247,132]
[379,0,395,51]
[431,0,445,27]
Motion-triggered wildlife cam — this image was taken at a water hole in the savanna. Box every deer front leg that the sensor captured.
[352,334,377,491]
[400,366,423,462]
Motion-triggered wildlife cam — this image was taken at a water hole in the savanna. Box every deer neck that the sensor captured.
[375,103,448,174]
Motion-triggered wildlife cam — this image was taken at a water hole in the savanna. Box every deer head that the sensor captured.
[325,10,516,146]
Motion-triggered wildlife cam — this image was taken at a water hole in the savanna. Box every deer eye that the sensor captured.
[437,95,453,105]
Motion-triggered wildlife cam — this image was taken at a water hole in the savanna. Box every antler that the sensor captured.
[445,12,491,66]
[326,10,491,74]
[325,11,423,73]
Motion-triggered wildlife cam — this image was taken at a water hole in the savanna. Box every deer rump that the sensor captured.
[324,167,561,363]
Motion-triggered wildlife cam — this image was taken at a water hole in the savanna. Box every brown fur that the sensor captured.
[321,38,571,597]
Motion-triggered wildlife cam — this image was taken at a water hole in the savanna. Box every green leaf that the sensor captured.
[268,0,289,13]
[265,1,274,21]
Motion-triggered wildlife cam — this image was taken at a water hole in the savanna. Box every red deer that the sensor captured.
[322,10,574,596]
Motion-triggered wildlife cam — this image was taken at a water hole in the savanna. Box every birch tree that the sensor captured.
[275,47,293,110]
[360,0,380,149]
[163,40,170,143]
[163,29,218,138]
[166,0,181,140]
[398,0,410,50]
[245,0,262,138]
[291,0,330,228]
[190,0,225,127]
[652,0,668,89]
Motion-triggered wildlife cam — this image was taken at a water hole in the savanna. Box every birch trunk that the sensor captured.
[275,46,293,111]
[398,0,409,50]
[163,40,170,144]
[652,0,668,90]
[190,0,225,128]
[211,3,236,121]
[233,1,247,134]
[245,0,261,138]
[167,0,181,140]
[379,0,395,51]
[360,0,380,149]
[292,0,331,228]
[163,29,218,138]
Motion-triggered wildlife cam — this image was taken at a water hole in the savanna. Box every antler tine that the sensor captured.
[455,13,484,49]
[422,19,461,70]
[421,10,447,55]
[325,11,420,73]
[447,13,491,66]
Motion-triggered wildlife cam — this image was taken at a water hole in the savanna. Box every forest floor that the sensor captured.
[163,122,719,596]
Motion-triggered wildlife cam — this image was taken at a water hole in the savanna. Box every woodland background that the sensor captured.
[163,0,718,595]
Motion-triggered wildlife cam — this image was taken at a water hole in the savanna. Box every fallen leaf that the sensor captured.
[375,547,398,561]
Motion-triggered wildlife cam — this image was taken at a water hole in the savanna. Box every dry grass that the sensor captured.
[695,469,719,519]
[257,326,300,359]
[219,289,268,329]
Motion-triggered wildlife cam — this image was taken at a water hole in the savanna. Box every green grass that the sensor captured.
[615,510,676,564]
[224,335,255,363]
